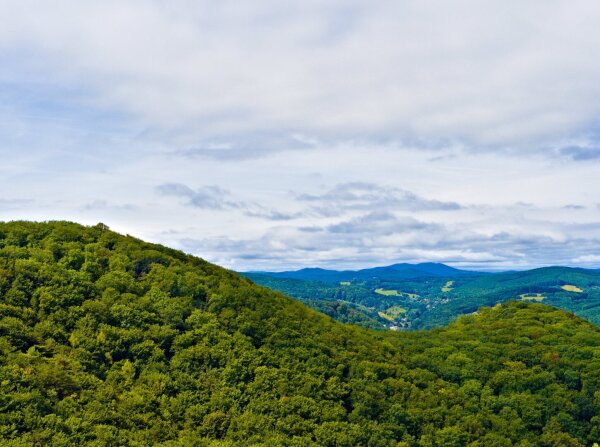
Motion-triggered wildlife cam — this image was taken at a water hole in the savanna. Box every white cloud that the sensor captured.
[1,0,600,150]
[572,254,600,264]
[2,1,600,270]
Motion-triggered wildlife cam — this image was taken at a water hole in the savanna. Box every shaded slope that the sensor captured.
[243,273,388,330]
[0,221,598,446]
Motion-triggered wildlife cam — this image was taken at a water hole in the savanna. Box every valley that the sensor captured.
[243,264,600,331]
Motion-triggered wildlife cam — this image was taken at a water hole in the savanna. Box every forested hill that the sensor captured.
[0,221,599,446]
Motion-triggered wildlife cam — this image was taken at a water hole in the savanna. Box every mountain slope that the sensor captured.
[0,221,599,446]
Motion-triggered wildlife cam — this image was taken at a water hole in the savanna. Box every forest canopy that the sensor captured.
[0,221,598,446]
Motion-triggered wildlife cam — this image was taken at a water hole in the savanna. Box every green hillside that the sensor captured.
[0,221,599,446]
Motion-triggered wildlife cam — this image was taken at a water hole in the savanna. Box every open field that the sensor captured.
[519,293,545,302]
[441,280,454,292]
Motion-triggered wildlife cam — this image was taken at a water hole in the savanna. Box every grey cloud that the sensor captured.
[563,204,585,210]
[82,200,136,211]
[156,183,241,210]
[244,210,304,221]
[513,202,534,208]
[428,153,457,162]
[326,212,437,235]
[298,182,461,216]
[179,146,274,161]
[298,226,323,233]
[560,146,600,161]
[156,183,305,220]
[176,132,317,161]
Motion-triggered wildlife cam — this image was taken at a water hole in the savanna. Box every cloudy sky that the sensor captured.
[2,0,600,271]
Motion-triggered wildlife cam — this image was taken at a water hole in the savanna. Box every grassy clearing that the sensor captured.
[561,284,583,293]
[375,288,400,296]
[441,280,454,293]
[386,305,407,317]
[374,288,419,299]
[378,306,407,322]
[378,311,394,321]
[339,281,351,286]
[519,293,545,302]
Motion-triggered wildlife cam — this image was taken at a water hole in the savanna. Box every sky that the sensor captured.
[1,0,600,271]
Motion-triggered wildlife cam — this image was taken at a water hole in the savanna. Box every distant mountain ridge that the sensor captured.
[245,262,484,283]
